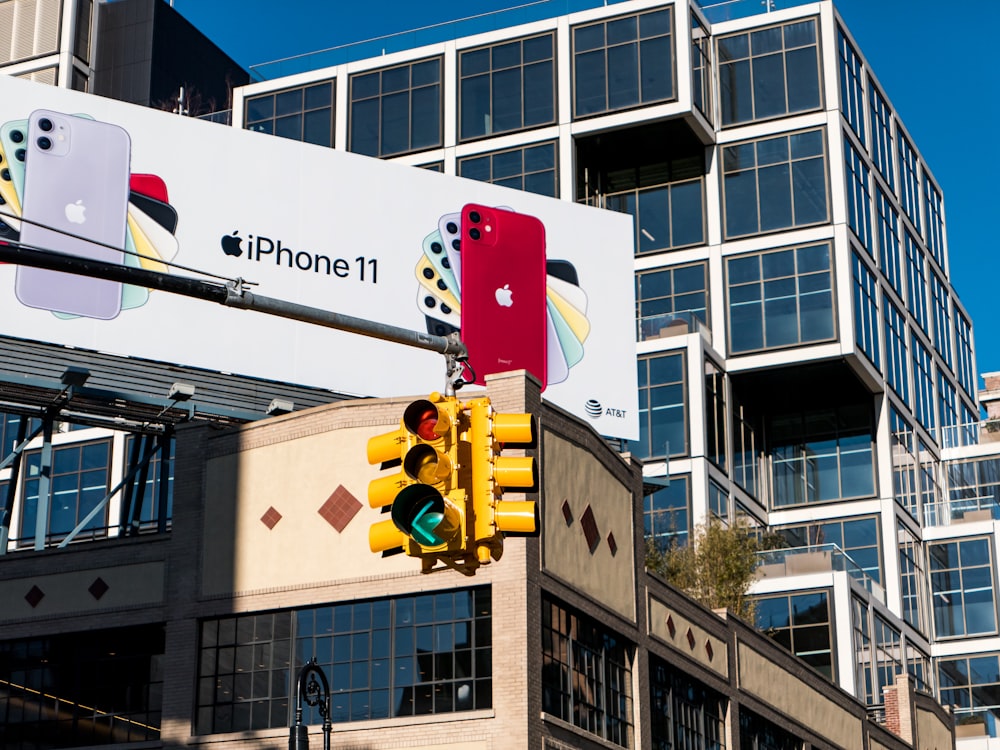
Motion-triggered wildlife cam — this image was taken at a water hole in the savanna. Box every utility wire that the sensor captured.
[0,207,247,286]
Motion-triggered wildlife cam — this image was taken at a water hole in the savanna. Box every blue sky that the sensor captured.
[174,0,1000,378]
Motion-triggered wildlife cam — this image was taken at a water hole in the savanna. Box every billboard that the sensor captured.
[0,76,638,439]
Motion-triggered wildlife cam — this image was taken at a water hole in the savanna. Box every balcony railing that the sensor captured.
[936,420,981,449]
[954,708,1000,739]
[246,0,824,80]
[638,310,710,342]
[924,494,1000,528]
[756,543,885,603]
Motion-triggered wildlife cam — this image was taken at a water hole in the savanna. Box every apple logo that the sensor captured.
[221,230,243,257]
[64,200,86,224]
[495,284,514,307]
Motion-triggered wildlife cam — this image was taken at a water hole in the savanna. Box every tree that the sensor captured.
[646,517,762,621]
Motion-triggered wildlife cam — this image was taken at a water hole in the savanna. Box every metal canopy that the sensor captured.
[0,333,354,431]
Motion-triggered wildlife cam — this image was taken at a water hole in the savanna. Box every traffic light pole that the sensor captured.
[0,242,468,360]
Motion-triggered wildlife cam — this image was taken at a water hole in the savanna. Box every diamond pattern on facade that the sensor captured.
[561,499,573,525]
[686,628,696,649]
[607,531,617,556]
[318,485,362,533]
[88,577,109,600]
[705,640,714,661]
[666,614,676,638]
[580,505,600,553]
[260,506,283,530]
[25,585,44,608]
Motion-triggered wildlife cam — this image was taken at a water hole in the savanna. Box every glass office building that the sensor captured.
[231,0,998,740]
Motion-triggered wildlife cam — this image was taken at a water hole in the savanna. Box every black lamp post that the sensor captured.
[289,657,332,750]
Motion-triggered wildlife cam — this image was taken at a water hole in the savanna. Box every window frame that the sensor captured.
[348,56,443,159]
[456,139,558,198]
[725,241,837,355]
[457,32,557,142]
[717,17,822,127]
[571,7,676,119]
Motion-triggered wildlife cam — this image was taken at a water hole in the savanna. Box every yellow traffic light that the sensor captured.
[366,394,469,568]
[468,397,538,565]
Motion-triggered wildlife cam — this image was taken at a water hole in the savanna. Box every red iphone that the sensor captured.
[459,203,547,389]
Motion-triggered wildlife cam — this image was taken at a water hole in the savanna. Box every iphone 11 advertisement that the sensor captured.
[0,75,638,440]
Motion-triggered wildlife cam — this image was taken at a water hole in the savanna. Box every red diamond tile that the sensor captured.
[686,628,696,649]
[25,585,44,608]
[260,506,282,530]
[705,640,714,661]
[88,577,109,600]
[318,485,362,533]
[666,614,676,638]
[561,499,573,526]
[580,505,600,553]
[607,531,617,556]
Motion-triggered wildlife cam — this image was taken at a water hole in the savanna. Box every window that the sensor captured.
[913,339,934,432]
[705,360,727,471]
[938,374,958,448]
[897,132,920,227]
[874,615,903,699]
[869,84,894,190]
[630,352,686,460]
[899,523,929,633]
[844,139,873,253]
[852,253,879,369]
[0,624,164,748]
[939,654,1000,728]
[754,591,833,678]
[930,273,952,367]
[905,231,928,332]
[930,538,997,638]
[607,179,705,253]
[196,588,491,733]
[740,708,802,750]
[573,8,674,118]
[691,18,712,122]
[19,439,111,547]
[884,301,909,404]
[459,33,555,140]
[918,438,940,525]
[774,516,881,584]
[542,595,634,747]
[722,128,828,239]
[121,434,174,532]
[851,597,875,704]
[245,81,335,147]
[349,58,441,158]
[733,399,761,499]
[635,263,707,341]
[0,411,40,454]
[458,141,557,197]
[718,19,820,126]
[709,479,729,523]
[961,402,978,448]
[876,188,902,296]
[955,311,975,398]
[906,644,932,695]
[727,242,835,354]
[924,178,945,268]
[891,408,918,519]
[946,457,1000,521]
[770,403,875,507]
[650,654,726,750]
[837,29,865,142]
[645,476,689,550]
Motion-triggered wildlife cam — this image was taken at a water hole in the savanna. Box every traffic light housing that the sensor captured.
[468,397,537,565]
[366,394,469,570]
